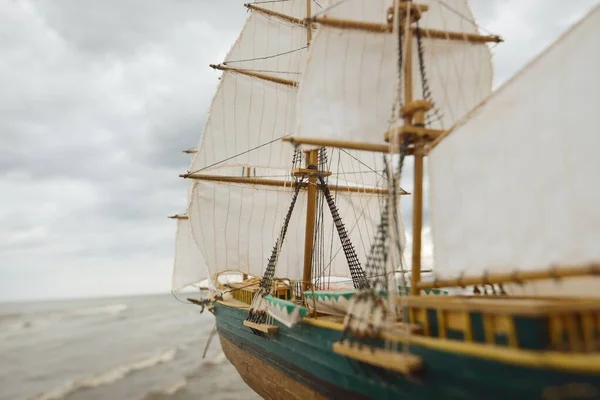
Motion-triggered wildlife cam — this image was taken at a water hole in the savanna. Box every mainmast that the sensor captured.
[300,1,314,292]
[399,0,424,296]
[288,0,501,296]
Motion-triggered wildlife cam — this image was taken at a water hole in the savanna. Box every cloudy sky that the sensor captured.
[1,0,597,301]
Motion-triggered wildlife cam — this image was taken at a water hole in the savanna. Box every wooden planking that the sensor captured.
[219,334,326,400]
[227,304,600,374]
[332,340,423,375]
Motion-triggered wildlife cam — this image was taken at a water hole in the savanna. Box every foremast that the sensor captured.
[181,1,389,299]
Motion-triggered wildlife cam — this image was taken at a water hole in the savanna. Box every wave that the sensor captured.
[0,311,23,320]
[0,304,130,340]
[31,348,178,400]
[0,318,47,340]
[202,351,226,366]
[143,378,188,399]
[70,304,129,317]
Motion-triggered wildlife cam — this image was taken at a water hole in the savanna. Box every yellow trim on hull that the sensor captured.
[216,298,600,375]
[303,317,600,375]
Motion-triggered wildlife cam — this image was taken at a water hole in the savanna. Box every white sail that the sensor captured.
[189,2,308,175]
[184,1,389,284]
[184,1,308,281]
[188,180,383,281]
[428,5,600,296]
[172,217,209,291]
[295,0,493,143]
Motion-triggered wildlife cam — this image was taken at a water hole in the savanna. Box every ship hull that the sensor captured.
[214,302,600,399]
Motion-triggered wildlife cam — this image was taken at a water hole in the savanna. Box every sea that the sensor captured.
[0,293,260,400]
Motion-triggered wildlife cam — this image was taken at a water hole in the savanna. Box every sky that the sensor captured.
[0,0,597,302]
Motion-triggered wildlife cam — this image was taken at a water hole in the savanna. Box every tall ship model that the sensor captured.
[170,1,600,398]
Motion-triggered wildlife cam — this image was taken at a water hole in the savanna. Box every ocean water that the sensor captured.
[0,294,260,400]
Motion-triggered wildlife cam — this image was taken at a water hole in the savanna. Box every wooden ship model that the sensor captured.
[171,0,600,398]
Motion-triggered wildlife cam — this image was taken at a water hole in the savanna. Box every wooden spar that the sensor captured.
[244,3,307,27]
[312,17,390,33]
[181,174,297,189]
[283,136,395,154]
[311,17,501,44]
[332,340,423,375]
[168,214,189,220]
[416,263,600,290]
[180,173,395,195]
[242,320,279,334]
[419,28,502,43]
[302,150,319,291]
[306,0,311,44]
[310,2,428,33]
[210,64,298,87]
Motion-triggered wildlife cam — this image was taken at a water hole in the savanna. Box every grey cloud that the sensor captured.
[1,0,597,301]
[0,0,248,301]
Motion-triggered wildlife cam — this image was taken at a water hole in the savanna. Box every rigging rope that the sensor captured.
[224,46,308,65]
[246,149,304,327]
[433,0,497,36]
[187,134,290,175]
[415,23,444,126]
[317,174,370,290]
[364,162,391,291]
[339,148,387,181]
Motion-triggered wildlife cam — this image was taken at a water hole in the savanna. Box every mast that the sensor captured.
[306,0,312,44]
[301,0,313,292]
[400,0,424,296]
[302,149,319,291]
[285,0,499,295]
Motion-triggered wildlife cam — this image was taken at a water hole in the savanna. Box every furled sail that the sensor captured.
[428,5,600,296]
[172,216,209,291]
[188,180,383,281]
[295,0,493,143]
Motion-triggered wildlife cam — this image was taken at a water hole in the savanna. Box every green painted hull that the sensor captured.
[214,302,600,399]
